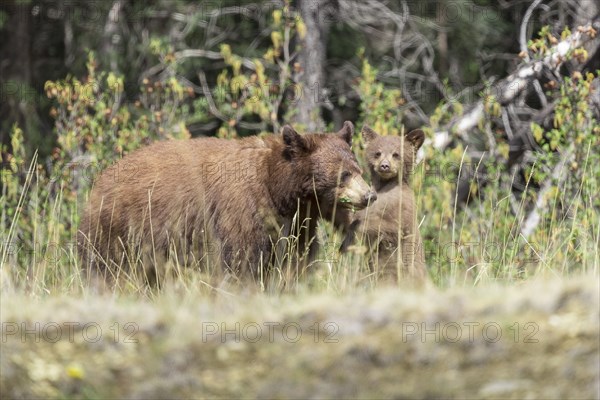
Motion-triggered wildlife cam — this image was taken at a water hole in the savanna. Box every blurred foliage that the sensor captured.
[355,56,406,136]
[188,6,307,137]
[1,276,598,398]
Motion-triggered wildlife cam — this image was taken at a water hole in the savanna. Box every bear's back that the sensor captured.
[80,136,276,265]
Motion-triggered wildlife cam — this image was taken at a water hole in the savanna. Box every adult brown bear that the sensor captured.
[78,122,375,280]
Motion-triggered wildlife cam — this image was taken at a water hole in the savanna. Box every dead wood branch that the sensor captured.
[427,21,599,152]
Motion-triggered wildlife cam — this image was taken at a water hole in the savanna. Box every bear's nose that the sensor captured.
[379,162,390,171]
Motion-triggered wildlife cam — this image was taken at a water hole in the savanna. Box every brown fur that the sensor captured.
[342,126,427,284]
[78,122,375,280]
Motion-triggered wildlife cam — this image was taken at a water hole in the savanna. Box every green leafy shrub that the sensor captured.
[1,52,194,291]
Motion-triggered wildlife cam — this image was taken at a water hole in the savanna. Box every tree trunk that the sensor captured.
[103,0,123,73]
[294,0,327,132]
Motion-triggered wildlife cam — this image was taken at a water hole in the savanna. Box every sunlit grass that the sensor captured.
[2,147,598,299]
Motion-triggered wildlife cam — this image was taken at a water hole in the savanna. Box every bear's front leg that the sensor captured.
[400,233,427,283]
[212,223,273,283]
[374,241,400,284]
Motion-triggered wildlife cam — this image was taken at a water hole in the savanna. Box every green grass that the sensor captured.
[1,142,598,296]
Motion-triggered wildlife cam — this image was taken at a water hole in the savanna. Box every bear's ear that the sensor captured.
[336,121,354,145]
[405,129,425,151]
[361,125,378,144]
[282,125,311,155]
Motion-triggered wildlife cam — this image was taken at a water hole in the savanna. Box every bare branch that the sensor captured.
[519,0,544,61]
[520,144,574,239]
[175,49,257,71]
[428,22,599,151]
[197,70,227,123]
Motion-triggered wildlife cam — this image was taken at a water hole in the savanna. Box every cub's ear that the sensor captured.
[405,129,425,151]
[361,125,378,144]
[337,121,354,145]
[282,125,311,155]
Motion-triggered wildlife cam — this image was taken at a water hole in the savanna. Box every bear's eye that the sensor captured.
[392,152,400,159]
[374,151,381,158]
[340,171,352,183]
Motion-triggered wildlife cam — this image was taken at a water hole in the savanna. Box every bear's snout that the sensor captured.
[338,175,376,210]
[378,161,391,172]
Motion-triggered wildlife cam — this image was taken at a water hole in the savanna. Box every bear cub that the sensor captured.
[342,125,427,284]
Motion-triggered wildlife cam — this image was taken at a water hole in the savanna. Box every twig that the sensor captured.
[520,144,574,239]
[519,0,544,61]
[197,70,227,123]
[501,108,514,140]
[176,49,257,70]
[532,79,548,108]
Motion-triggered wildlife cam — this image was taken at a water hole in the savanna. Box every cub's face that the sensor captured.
[362,126,425,183]
[282,122,376,210]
